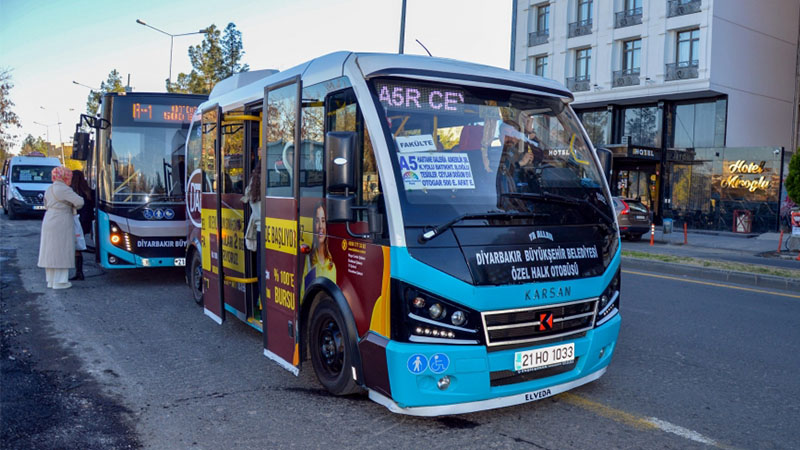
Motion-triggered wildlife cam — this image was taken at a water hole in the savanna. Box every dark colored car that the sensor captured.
[612,197,651,241]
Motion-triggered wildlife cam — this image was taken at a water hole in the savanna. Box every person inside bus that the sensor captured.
[38,167,84,289]
[243,162,262,320]
[70,170,94,281]
[301,202,337,295]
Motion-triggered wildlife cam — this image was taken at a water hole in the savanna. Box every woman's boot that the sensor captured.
[70,253,84,281]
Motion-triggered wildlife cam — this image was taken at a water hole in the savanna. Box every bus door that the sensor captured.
[200,105,226,324]
[261,77,302,374]
[217,114,248,321]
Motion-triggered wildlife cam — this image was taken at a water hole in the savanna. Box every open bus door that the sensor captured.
[261,77,303,374]
[200,105,226,324]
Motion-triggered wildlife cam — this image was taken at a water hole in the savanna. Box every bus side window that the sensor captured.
[325,89,387,241]
[221,118,245,195]
[300,100,324,198]
[201,109,217,193]
[265,84,297,198]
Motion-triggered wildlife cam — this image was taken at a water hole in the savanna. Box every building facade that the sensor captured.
[511,0,800,232]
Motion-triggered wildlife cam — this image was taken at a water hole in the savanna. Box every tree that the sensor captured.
[19,134,49,156]
[168,23,249,94]
[1,68,21,161]
[786,150,800,204]
[86,69,127,116]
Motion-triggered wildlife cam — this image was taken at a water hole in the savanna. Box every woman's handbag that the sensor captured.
[74,215,87,251]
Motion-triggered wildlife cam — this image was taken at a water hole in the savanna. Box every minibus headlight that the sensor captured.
[391,280,482,345]
[11,187,25,201]
[595,268,621,327]
[108,221,133,252]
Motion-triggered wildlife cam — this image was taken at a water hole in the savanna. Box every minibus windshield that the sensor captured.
[370,78,613,228]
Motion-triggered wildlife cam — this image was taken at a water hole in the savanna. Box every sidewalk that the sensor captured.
[620,226,800,291]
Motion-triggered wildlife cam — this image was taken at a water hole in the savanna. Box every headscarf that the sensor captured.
[51,166,73,185]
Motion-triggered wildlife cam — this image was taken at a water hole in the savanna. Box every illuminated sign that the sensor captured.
[132,103,197,123]
[720,160,770,192]
[375,81,466,113]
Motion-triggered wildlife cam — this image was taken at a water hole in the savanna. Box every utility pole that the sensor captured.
[399,0,407,54]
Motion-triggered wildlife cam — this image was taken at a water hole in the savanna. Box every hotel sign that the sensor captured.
[628,147,661,160]
[720,160,770,192]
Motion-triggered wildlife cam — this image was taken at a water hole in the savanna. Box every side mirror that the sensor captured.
[72,132,92,161]
[326,194,354,223]
[596,148,613,184]
[325,131,356,191]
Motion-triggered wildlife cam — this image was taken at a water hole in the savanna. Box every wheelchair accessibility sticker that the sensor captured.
[407,354,427,374]
[429,353,450,374]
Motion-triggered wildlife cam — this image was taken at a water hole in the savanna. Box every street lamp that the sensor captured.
[72,80,100,91]
[136,19,208,84]
[39,106,65,162]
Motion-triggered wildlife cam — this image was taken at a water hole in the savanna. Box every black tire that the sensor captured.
[190,251,203,305]
[628,233,643,242]
[309,296,361,396]
[8,206,17,220]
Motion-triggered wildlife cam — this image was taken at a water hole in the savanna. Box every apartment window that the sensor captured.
[578,0,592,22]
[677,29,699,65]
[535,55,548,77]
[625,0,642,10]
[622,39,641,73]
[575,48,591,79]
[537,4,550,33]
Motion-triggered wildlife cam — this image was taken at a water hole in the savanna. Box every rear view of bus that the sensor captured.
[93,92,206,269]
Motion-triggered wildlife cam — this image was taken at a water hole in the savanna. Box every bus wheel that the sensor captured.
[309,297,360,395]
[190,252,203,305]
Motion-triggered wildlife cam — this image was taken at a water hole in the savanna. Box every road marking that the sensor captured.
[561,393,729,448]
[622,270,800,299]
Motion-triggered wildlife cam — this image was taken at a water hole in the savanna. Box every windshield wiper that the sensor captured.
[418,211,549,244]
[500,191,615,227]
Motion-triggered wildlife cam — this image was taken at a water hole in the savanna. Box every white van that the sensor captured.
[1,154,62,219]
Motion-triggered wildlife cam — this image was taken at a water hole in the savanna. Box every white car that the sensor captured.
[1,154,62,219]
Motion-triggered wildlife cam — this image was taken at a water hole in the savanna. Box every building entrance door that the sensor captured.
[615,164,659,214]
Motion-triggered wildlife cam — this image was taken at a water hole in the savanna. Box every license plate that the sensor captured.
[33,205,45,210]
[174,258,186,266]
[635,215,646,220]
[514,343,575,372]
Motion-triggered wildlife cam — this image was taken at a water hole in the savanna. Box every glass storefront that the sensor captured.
[666,147,784,233]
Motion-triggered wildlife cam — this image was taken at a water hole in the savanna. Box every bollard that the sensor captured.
[649,223,655,246]
[778,230,784,253]
[684,222,688,245]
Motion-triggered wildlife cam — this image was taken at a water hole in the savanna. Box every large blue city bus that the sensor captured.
[186,52,620,415]
[75,92,206,269]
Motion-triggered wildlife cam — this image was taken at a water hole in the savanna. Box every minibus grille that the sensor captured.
[17,189,44,205]
[481,298,598,349]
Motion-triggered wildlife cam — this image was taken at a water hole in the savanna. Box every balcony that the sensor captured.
[613,69,641,87]
[568,19,592,38]
[615,8,643,28]
[665,60,699,81]
[528,29,549,47]
[667,0,701,17]
[566,76,591,92]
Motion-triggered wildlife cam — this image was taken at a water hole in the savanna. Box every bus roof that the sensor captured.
[200,51,574,114]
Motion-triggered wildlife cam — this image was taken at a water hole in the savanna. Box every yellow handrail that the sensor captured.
[225,276,258,284]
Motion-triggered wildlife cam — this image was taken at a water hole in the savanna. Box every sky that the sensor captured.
[0,0,512,153]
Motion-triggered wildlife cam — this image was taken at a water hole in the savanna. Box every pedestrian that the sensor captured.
[37,166,84,289]
[70,169,93,281]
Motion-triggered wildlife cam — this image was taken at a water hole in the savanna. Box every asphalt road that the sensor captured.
[2,214,799,449]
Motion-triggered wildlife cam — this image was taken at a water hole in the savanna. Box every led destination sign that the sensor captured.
[376,81,466,113]
[132,103,197,124]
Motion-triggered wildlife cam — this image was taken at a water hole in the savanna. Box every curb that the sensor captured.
[621,256,800,292]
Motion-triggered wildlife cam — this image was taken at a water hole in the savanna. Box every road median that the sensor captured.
[621,251,800,292]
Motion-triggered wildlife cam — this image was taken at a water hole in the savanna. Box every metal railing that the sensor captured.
[566,76,591,92]
[613,69,641,87]
[568,19,592,38]
[615,7,643,28]
[667,0,701,17]
[528,29,549,47]
[665,60,699,80]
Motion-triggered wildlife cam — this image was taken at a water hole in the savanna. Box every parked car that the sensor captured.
[612,197,651,241]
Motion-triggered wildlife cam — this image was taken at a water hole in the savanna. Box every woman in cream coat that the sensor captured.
[37,167,84,289]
